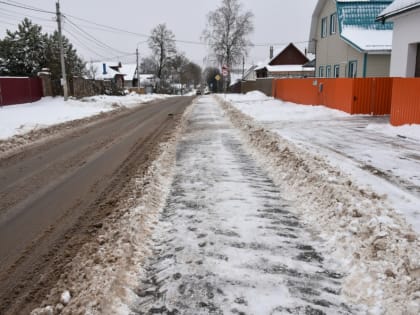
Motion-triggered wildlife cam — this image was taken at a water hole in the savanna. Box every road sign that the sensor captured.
[222,69,228,77]
[215,74,221,81]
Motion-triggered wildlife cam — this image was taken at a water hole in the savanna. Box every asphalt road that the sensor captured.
[0,96,193,314]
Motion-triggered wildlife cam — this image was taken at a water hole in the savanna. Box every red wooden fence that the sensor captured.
[0,77,43,106]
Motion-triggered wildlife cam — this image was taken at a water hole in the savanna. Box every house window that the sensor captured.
[334,65,340,78]
[326,65,331,78]
[348,60,357,78]
[319,66,324,78]
[330,13,337,35]
[321,17,327,38]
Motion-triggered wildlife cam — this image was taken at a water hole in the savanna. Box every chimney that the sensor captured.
[269,46,274,59]
[102,63,107,75]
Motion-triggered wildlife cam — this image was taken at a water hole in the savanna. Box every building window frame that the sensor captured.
[321,17,328,38]
[330,13,337,35]
[348,60,358,78]
[334,64,340,78]
[326,65,332,78]
[319,66,324,78]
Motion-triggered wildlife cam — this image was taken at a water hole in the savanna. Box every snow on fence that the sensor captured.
[0,77,43,106]
[272,77,393,115]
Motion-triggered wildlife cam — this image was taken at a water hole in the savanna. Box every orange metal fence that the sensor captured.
[390,78,420,126]
[273,78,393,115]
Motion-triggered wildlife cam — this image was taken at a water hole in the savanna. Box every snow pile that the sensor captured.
[30,100,194,315]
[226,91,347,121]
[0,93,171,140]
[218,96,420,314]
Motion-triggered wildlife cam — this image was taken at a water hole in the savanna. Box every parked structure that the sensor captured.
[377,0,420,77]
[309,0,393,78]
[255,43,314,78]
[119,64,138,87]
[88,62,125,89]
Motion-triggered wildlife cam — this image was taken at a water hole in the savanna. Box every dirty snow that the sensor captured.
[30,98,193,315]
[132,96,362,314]
[220,93,420,314]
[0,93,171,140]
[28,93,420,314]
[226,91,420,234]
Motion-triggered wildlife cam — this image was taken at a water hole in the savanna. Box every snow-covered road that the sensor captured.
[133,97,360,314]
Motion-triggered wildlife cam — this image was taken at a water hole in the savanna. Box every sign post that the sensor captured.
[221,65,229,95]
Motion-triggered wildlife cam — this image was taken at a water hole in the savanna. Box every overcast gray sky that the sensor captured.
[0,0,317,68]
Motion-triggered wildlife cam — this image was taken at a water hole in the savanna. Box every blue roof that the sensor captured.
[337,1,393,31]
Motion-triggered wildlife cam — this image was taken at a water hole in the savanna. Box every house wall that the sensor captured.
[389,9,420,77]
[365,54,391,77]
[315,0,390,78]
[316,0,363,78]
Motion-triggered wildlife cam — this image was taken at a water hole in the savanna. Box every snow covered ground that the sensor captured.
[132,97,362,314]
[0,93,171,140]
[226,92,420,234]
[30,95,419,314]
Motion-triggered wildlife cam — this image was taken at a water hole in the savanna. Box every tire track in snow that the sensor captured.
[131,97,360,314]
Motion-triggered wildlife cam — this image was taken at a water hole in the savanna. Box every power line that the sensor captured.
[63,13,150,39]
[63,28,111,60]
[63,16,132,56]
[0,7,56,23]
[0,0,55,14]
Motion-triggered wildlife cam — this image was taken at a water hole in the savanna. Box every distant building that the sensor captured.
[377,0,420,77]
[309,0,393,78]
[255,43,315,78]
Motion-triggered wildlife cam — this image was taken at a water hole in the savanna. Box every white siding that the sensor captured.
[389,9,420,77]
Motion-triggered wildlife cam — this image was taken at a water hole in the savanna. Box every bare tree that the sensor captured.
[148,23,177,91]
[182,62,202,87]
[202,0,253,84]
[140,56,157,74]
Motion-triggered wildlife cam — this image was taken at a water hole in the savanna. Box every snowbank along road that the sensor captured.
[0,96,193,314]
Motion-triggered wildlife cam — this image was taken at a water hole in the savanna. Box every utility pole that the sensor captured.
[56,1,68,101]
[242,56,245,80]
[136,47,140,89]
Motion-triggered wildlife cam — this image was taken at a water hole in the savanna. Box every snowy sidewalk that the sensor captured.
[133,97,360,314]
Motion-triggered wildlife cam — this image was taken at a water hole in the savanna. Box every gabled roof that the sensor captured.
[309,0,393,53]
[377,0,420,20]
[88,62,124,80]
[338,0,393,52]
[268,43,309,66]
[256,43,310,71]
[119,64,138,79]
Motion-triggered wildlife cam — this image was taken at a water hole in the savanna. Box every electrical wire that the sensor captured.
[63,16,132,55]
[0,0,55,14]
[63,27,111,60]
[63,26,136,62]
[0,8,56,24]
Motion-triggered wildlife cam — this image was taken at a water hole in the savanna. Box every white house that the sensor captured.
[377,0,420,77]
